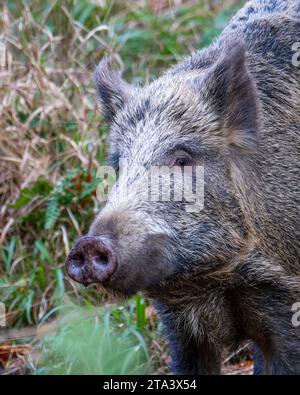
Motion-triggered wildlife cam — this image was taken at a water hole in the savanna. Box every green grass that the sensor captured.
[36,299,156,375]
[0,0,243,374]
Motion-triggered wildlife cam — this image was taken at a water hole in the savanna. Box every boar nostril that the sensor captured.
[66,236,118,285]
[72,253,85,266]
[93,254,108,270]
[96,254,108,264]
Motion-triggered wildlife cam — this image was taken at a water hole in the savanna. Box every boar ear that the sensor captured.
[94,57,134,122]
[202,42,260,151]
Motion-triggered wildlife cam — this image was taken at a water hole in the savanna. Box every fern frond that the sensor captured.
[45,193,61,230]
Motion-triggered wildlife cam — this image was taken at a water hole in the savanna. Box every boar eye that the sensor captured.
[174,157,191,167]
[106,152,121,172]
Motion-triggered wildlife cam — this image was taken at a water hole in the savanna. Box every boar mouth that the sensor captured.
[66,229,176,295]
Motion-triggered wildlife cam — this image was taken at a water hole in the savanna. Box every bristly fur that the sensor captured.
[90,0,300,374]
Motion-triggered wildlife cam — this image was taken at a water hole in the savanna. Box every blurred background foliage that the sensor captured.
[0,0,244,374]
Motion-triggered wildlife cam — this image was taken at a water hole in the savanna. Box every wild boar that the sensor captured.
[66,0,300,374]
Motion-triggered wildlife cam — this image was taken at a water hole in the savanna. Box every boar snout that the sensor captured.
[66,236,117,287]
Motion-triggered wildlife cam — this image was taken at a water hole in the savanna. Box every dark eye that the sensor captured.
[106,152,121,172]
[174,157,191,167]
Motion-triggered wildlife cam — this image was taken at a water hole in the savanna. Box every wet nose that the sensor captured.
[65,236,117,286]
